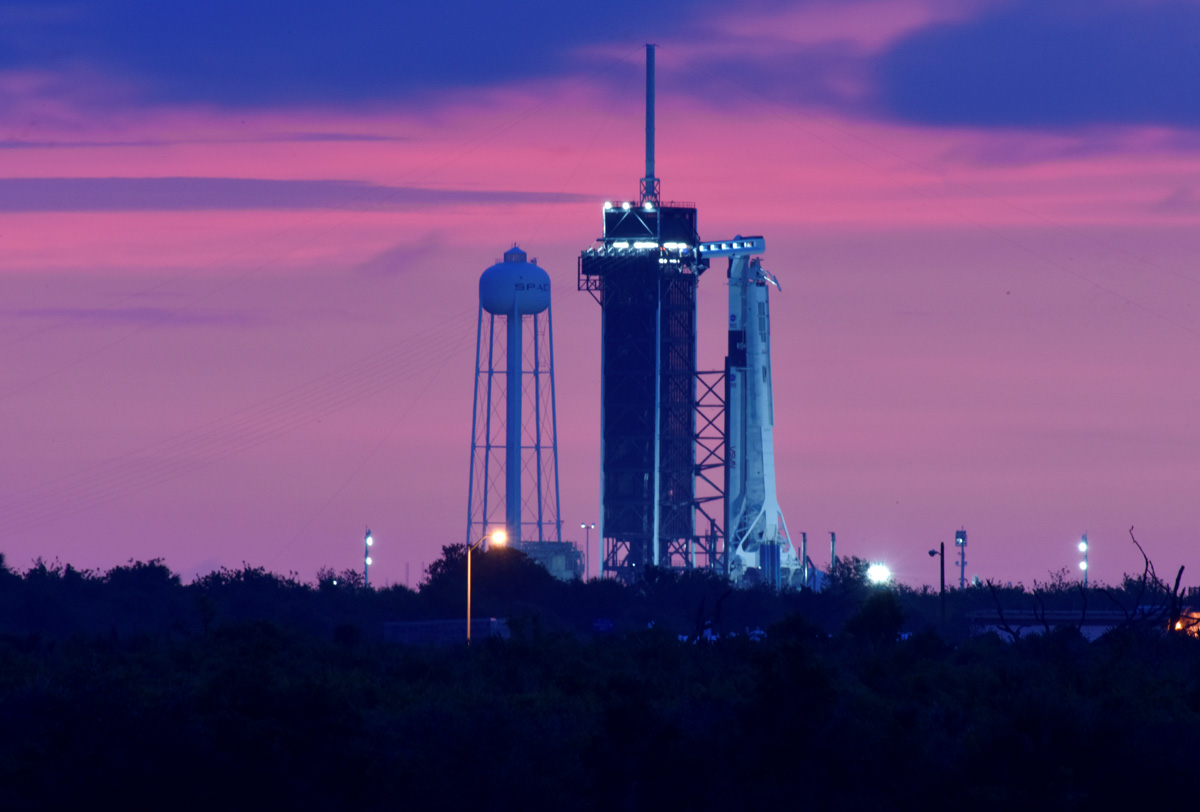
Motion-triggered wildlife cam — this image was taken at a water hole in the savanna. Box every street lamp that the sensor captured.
[929,542,945,628]
[1078,533,1088,587]
[467,529,507,643]
[364,527,374,588]
[580,522,595,578]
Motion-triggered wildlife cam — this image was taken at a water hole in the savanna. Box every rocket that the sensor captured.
[700,237,803,586]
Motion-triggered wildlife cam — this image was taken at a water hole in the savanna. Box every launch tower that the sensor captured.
[577,46,724,580]
[579,46,802,586]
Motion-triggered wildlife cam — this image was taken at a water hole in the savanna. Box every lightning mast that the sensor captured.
[640,44,660,207]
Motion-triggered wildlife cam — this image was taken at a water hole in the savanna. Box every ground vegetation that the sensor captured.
[1,543,1198,809]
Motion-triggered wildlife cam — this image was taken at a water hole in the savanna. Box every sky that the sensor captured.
[2,0,1200,589]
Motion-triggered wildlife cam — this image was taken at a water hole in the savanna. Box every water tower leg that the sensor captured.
[506,308,522,545]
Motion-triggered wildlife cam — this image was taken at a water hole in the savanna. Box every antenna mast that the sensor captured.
[639,44,660,206]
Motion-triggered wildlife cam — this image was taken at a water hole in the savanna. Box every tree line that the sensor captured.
[1,545,1198,809]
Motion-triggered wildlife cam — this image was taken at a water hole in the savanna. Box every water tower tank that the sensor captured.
[480,246,550,315]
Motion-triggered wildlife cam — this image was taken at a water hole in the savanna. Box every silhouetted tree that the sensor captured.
[843,588,905,645]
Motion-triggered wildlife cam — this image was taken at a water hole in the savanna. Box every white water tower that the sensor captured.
[465,246,561,548]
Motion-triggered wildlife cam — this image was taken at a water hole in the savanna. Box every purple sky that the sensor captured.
[2,0,1199,588]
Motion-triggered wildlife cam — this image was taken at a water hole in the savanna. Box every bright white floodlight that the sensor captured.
[1078,540,1088,552]
[866,563,891,584]
[1079,561,1087,571]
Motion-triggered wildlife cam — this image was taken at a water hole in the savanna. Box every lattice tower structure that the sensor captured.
[579,202,723,579]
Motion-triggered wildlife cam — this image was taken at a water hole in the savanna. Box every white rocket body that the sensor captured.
[704,238,802,586]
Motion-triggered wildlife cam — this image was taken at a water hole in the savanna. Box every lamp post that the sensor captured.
[467,529,507,643]
[928,542,945,628]
[364,528,374,588]
[580,523,595,578]
[1079,533,1088,587]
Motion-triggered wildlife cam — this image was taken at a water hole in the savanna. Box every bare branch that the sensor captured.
[987,579,1023,642]
[1101,587,1134,622]
[1032,590,1052,634]
[1129,526,1162,593]
[1126,525,1159,622]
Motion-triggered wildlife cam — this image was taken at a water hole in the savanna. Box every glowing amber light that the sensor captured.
[468,529,509,644]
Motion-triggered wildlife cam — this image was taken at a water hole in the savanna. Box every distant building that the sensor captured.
[519,541,584,581]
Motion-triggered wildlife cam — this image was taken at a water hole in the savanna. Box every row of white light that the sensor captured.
[608,241,693,251]
[604,201,656,212]
[601,236,764,256]
[698,237,766,257]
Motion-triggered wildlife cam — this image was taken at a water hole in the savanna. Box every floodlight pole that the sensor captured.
[801,532,809,589]
[364,527,374,588]
[1079,533,1089,588]
[581,522,595,579]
